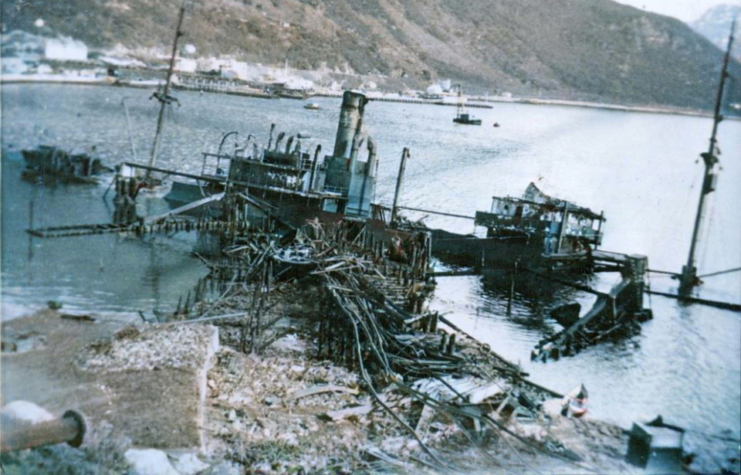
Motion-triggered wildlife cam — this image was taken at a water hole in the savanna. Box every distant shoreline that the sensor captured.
[487,96,718,119]
[2,75,734,120]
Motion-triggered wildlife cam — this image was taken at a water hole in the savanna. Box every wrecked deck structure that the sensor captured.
[159,213,595,471]
[396,184,654,360]
[429,183,606,273]
[24,88,656,365]
[530,251,653,362]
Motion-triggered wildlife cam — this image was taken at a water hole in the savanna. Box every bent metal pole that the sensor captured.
[391,147,410,224]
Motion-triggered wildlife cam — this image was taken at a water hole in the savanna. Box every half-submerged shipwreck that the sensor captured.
[413,183,652,362]
[475,183,604,271]
[21,145,114,184]
[431,183,604,273]
[124,90,384,231]
[27,87,652,363]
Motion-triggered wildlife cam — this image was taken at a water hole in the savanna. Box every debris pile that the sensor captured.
[77,324,219,373]
[156,217,638,473]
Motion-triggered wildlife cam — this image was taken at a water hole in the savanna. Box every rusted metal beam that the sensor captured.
[390,148,410,223]
[397,206,475,220]
[646,290,741,312]
[698,267,741,279]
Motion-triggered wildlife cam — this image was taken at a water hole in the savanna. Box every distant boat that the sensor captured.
[304,102,321,110]
[452,84,482,125]
[453,113,482,126]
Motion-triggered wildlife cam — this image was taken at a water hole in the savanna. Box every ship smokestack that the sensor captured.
[267,123,275,151]
[274,132,285,151]
[285,136,294,154]
[367,136,377,177]
[333,91,368,159]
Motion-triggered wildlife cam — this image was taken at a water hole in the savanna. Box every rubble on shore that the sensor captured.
[2,293,641,475]
[1,216,650,474]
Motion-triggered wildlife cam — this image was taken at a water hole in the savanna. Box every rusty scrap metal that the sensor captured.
[1,410,86,453]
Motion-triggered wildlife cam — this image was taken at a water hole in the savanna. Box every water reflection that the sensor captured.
[1,155,209,318]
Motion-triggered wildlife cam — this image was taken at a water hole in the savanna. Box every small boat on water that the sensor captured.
[21,145,114,184]
[452,85,482,125]
[453,113,482,126]
[304,102,321,110]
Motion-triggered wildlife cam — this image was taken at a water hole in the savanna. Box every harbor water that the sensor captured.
[2,84,739,463]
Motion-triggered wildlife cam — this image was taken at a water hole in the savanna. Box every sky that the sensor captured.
[613,0,740,22]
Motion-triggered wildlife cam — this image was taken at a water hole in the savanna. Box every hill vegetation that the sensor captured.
[3,0,741,109]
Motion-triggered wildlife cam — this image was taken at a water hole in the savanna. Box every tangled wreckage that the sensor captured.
[9,14,741,474]
[15,90,672,472]
[26,91,654,366]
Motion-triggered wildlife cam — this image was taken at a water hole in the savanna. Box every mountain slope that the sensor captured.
[3,0,740,109]
[691,4,741,61]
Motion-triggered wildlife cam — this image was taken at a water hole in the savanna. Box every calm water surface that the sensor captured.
[2,84,739,463]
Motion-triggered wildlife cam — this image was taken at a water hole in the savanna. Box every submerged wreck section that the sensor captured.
[21,145,113,184]
[419,183,653,360]
[530,252,653,362]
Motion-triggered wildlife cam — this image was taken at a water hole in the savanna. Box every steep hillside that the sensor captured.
[3,0,741,109]
[691,4,741,61]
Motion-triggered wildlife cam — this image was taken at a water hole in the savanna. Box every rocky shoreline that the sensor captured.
[1,295,641,474]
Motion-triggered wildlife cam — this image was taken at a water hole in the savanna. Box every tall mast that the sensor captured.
[679,19,736,294]
[146,0,187,179]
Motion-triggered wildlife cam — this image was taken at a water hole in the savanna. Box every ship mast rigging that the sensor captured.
[146,0,187,180]
[679,19,737,295]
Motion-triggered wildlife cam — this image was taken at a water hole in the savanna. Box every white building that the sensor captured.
[44,37,88,61]
[226,60,249,80]
[426,84,444,94]
[176,57,198,73]
[284,77,315,90]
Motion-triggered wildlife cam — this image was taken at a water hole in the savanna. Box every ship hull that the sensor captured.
[430,228,591,273]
